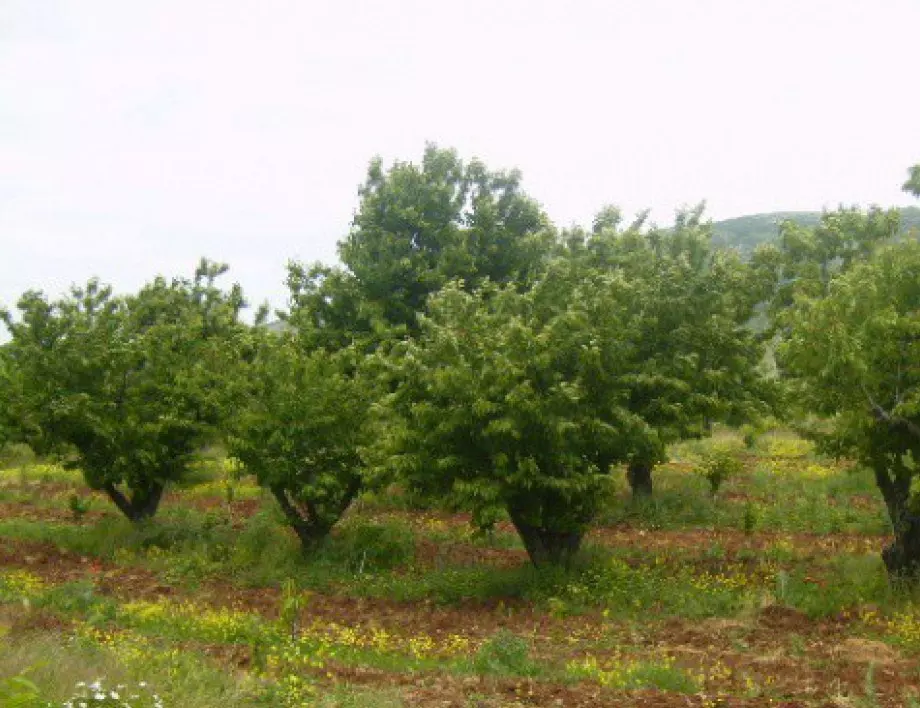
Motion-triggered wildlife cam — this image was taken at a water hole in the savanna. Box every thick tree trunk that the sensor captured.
[507,507,583,568]
[270,486,332,552]
[882,514,920,579]
[626,461,654,499]
[270,479,360,554]
[872,463,920,581]
[103,482,164,523]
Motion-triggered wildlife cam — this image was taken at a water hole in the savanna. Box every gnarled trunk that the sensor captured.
[507,506,583,568]
[270,479,360,553]
[626,461,653,499]
[872,463,920,580]
[882,514,920,579]
[103,482,164,523]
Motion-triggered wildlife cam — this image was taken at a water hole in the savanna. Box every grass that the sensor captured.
[2,428,919,706]
[0,630,406,707]
[0,630,256,708]
[0,572,705,699]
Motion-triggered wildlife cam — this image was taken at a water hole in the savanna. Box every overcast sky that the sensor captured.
[2,0,918,316]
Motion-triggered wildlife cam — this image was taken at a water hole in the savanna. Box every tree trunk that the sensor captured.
[270,480,360,554]
[626,461,654,499]
[507,507,583,568]
[103,482,164,523]
[882,513,920,580]
[872,463,920,581]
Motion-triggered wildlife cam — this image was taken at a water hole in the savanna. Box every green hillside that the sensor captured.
[712,205,920,255]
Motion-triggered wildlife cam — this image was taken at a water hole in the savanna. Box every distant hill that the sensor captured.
[711,206,920,256]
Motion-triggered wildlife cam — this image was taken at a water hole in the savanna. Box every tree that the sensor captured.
[0,260,246,522]
[562,205,773,497]
[282,261,386,353]
[778,240,920,579]
[339,144,554,334]
[226,334,379,551]
[379,261,652,567]
[0,349,14,451]
[904,164,920,199]
[762,206,900,325]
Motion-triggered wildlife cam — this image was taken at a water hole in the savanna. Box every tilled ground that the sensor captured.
[1,531,918,707]
[1,463,918,707]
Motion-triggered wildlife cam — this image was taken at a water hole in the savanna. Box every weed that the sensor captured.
[696,448,743,496]
[742,502,758,535]
[862,663,879,708]
[67,494,92,521]
[278,579,309,641]
[0,672,43,708]
[472,630,537,677]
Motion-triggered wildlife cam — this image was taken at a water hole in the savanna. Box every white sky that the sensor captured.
[2,0,918,316]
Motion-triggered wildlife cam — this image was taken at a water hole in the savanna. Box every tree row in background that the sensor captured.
[1,145,919,579]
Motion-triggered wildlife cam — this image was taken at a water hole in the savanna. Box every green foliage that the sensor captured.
[339,144,554,334]
[763,205,901,328]
[563,203,774,492]
[67,494,92,521]
[283,262,385,353]
[904,164,920,199]
[226,335,380,551]
[779,239,920,577]
[379,260,652,566]
[740,423,761,450]
[0,260,248,522]
[315,520,416,573]
[742,501,758,535]
[472,630,538,677]
[0,674,43,708]
[279,579,309,641]
[710,207,920,257]
[0,630,255,708]
[696,448,744,495]
[379,197,775,560]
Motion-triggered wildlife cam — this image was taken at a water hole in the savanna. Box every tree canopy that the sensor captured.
[380,259,664,566]
[904,164,920,199]
[0,260,247,522]
[779,240,920,576]
[562,205,773,495]
[338,144,554,334]
[226,334,379,551]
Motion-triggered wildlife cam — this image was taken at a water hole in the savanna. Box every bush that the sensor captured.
[741,425,758,450]
[316,520,416,573]
[473,630,538,676]
[696,448,744,495]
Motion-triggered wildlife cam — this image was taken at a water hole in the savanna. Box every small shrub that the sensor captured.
[741,425,758,450]
[742,502,759,535]
[278,579,310,640]
[317,521,415,573]
[67,494,92,521]
[763,434,814,459]
[473,630,538,676]
[41,580,117,625]
[696,448,743,495]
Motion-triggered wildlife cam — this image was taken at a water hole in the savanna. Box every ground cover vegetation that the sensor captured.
[1,148,920,705]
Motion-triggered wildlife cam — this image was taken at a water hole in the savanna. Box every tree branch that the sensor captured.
[861,383,920,439]
[270,484,308,530]
[103,483,135,520]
